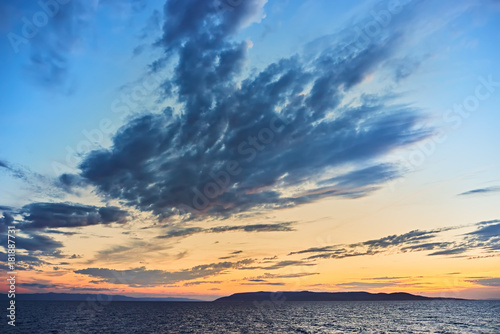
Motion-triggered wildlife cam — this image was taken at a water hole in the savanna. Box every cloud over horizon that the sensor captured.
[288,220,500,261]
[75,259,254,287]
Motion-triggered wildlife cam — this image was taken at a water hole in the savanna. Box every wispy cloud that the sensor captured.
[289,220,500,261]
[459,186,500,196]
[467,278,500,287]
[156,222,295,239]
[75,259,254,287]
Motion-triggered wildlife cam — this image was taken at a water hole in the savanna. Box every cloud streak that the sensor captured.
[75,259,254,287]
[156,222,295,239]
[289,220,500,261]
[459,186,500,196]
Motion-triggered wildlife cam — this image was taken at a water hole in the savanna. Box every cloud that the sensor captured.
[43,229,79,236]
[400,242,453,252]
[0,210,15,229]
[183,280,222,286]
[459,186,500,196]
[1,206,64,255]
[70,287,111,291]
[468,278,500,287]
[335,281,395,289]
[75,0,431,222]
[428,247,468,256]
[241,282,285,286]
[260,260,316,270]
[390,55,429,82]
[289,221,500,261]
[156,222,294,239]
[3,0,94,89]
[75,259,254,286]
[157,227,203,238]
[0,160,63,196]
[317,164,401,195]
[18,202,128,229]
[369,276,411,280]
[290,229,447,259]
[248,272,319,280]
[20,283,59,289]
[155,0,267,51]
[3,0,147,90]
[1,202,127,259]
[15,233,64,252]
[0,251,48,267]
[466,221,500,242]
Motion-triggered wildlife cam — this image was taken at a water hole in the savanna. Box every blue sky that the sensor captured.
[1,0,499,299]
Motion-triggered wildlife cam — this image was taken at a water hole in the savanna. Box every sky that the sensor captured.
[0,0,499,301]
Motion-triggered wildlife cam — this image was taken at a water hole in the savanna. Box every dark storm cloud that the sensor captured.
[75,259,254,286]
[77,0,431,221]
[289,220,500,261]
[156,222,294,239]
[18,202,128,229]
[459,186,500,196]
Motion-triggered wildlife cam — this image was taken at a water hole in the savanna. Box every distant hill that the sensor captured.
[214,291,464,302]
[2,291,466,302]
[2,293,202,302]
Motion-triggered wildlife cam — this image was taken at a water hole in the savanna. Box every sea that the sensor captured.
[2,300,499,333]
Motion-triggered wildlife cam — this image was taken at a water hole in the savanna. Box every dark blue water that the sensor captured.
[2,300,499,333]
